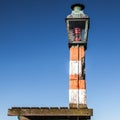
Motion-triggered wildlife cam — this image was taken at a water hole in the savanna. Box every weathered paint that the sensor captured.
[79,80,86,89]
[70,46,79,61]
[69,79,78,89]
[69,61,82,75]
[70,46,84,60]
[78,80,86,105]
[69,59,86,107]
[69,40,86,107]
[69,89,78,104]
[8,107,93,116]
[78,61,82,76]
[69,61,78,75]
[70,46,85,61]
[79,89,86,104]
[70,74,79,80]
[79,46,85,60]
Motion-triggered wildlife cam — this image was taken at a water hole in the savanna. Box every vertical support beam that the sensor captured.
[69,45,87,108]
[78,46,87,108]
[69,46,79,108]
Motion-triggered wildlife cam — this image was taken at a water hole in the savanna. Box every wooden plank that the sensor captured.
[8,107,93,117]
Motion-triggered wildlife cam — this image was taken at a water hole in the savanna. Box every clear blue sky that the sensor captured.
[0,0,120,120]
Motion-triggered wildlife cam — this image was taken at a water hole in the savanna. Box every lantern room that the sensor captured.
[66,4,90,48]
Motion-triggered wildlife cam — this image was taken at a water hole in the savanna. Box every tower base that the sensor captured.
[69,104,87,109]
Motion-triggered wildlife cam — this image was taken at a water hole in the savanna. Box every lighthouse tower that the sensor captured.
[66,4,90,109]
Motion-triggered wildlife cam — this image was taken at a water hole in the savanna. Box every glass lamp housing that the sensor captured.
[66,4,90,48]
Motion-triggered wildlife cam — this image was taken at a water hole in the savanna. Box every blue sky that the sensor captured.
[0,0,120,120]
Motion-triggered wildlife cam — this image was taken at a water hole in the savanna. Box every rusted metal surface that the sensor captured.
[8,107,93,117]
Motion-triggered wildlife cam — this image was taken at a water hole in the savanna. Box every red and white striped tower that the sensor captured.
[66,4,90,108]
[69,35,86,108]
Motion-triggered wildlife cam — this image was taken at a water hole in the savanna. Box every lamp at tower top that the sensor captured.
[66,3,90,49]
